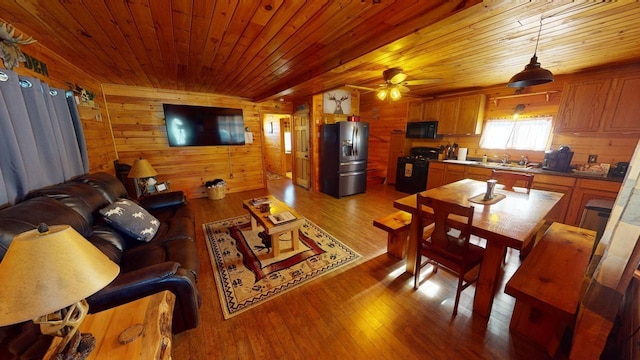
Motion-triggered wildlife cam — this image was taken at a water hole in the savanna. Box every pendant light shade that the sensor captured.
[507,55,554,88]
[507,19,554,88]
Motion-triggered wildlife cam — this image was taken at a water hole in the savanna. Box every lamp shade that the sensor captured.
[128,158,158,179]
[507,55,554,88]
[0,225,120,326]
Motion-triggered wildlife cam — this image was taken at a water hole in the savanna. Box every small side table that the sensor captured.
[44,291,175,360]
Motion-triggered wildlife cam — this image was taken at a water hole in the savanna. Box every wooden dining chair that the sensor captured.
[491,169,540,260]
[414,193,484,316]
[490,170,534,194]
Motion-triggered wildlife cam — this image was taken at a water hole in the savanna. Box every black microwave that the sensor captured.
[406,121,438,139]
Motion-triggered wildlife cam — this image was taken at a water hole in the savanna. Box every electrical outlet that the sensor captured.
[588,154,598,163]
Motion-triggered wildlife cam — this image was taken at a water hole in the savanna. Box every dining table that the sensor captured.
[393,178,563,318]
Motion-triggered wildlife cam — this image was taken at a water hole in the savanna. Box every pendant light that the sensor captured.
[507,18,554,88]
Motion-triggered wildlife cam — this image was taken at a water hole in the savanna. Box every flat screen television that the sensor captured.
[163,103,245,146]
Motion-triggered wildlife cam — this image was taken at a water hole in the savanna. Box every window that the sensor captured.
[479,116,552,151]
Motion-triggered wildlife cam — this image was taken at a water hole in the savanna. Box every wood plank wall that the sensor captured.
[363,63,640,179]
[263,114,284,175]
[102,84,292,198]
[3,20,117,175]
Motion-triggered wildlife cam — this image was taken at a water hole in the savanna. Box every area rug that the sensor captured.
[203,215,361,319]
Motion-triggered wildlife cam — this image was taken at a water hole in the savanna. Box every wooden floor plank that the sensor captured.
[172,179,549,359]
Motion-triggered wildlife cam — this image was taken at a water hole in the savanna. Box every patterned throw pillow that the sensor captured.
[99,199,160,242]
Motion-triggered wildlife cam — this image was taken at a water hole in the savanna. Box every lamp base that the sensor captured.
[52,331,96,360]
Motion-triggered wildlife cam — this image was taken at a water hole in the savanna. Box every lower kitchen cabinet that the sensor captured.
[424,162,622,225]
[426,162,445,189]
[532,174,576,224]
[564,179,621,226]
[443,164,467,185]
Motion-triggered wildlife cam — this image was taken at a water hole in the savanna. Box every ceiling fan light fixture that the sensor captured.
[376,89,388,101]
[389,87,402,101]
[507,18,554,88]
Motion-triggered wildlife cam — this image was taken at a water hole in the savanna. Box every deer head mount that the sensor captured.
[0,22,37,70]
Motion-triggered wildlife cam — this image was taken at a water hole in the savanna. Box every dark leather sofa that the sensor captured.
[0,172,200,359]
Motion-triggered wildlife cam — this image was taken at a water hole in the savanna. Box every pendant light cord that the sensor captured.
[533,19,543,56]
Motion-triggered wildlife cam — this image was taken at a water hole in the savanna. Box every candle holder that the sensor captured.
[484,179,498,201]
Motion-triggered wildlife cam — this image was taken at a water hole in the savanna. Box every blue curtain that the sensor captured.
[0,69,88,206]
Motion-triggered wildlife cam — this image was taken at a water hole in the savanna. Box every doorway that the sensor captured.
[263,114,293,181]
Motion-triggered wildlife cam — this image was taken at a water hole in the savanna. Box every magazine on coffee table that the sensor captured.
[250,196,272,206]
[268,211,297,225]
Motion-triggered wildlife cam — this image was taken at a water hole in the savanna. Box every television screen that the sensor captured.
[163,103,245,146]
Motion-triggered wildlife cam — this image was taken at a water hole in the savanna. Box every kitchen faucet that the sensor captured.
[502,154,510,164]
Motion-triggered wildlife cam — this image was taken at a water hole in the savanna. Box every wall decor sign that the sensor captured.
[23,53,48,76]
[323,90,351,114]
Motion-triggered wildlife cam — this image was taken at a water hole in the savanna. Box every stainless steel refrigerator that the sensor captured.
[320,121,369,198]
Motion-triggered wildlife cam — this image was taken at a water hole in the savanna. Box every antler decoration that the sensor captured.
[0,22,37,70]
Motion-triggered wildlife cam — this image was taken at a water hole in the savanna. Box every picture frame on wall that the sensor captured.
[323,90,351,115]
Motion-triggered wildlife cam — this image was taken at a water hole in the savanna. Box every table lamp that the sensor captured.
[127,157,158,196]
[0,224,120,359]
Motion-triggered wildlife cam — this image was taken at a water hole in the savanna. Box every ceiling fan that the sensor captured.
[348,68,442,101]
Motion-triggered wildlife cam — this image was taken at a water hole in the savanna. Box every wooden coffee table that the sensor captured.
[242,195,304,257]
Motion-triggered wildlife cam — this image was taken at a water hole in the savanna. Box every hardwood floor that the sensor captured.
[172,179,549,359]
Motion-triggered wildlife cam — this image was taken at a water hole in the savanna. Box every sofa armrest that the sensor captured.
[139,191,187,210]
[86,261,200,333]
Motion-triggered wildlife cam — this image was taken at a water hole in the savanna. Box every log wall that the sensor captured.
[102,84,292,198]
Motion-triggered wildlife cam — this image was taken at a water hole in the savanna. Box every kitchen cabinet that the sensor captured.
[601,74,640,133]
[407,101,424,122]
[466,166,492,181]
[531,174,576,224]
[457,94,486,135]
[443,164,466,185]
[422,100,439,121]
[564,178,621,226]
[555,78,612,133]
[386,132,412,185]
[426,162,445,189]
[425,162,622,225]
[436,97,459,134]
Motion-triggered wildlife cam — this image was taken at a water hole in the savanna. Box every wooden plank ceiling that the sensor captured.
[1,1,639,102]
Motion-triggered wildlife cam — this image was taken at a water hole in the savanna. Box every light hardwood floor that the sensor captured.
[172,178,550,359]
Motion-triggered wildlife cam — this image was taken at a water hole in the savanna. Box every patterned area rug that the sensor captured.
[203,215,361,319]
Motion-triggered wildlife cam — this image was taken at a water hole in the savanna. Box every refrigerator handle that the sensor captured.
[354,126,358,156]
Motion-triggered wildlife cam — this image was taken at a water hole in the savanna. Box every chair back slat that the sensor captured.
[491,170,534,194]
[417,194,474,253]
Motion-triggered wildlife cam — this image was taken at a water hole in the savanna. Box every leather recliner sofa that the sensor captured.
[0,172,200,358]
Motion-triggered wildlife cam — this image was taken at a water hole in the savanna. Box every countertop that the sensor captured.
[434,159,624,183]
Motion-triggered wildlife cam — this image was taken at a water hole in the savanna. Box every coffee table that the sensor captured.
[242,195,304,257]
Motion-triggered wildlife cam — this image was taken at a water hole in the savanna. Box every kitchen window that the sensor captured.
[479,116,552,151]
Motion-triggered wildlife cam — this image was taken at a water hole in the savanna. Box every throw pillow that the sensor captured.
[99,199,160,242]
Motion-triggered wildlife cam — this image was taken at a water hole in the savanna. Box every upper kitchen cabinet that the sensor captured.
[601,74,640,133]
[422,100,439,121]
[407,101,424,122]
[457,94,486,135]
[436,97,460,134]
[555,78,612,133]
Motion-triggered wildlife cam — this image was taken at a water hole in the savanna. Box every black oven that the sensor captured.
[406,121,438,139]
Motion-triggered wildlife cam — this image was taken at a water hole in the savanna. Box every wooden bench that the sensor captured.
[505,222,596,357]
[373,211,412,259]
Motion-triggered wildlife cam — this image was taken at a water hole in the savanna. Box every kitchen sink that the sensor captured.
[483,162,529,169]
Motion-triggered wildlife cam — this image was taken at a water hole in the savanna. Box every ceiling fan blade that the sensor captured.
[390,72,408,84]
[345,85,377,92]
[398,85,411,93]
[404,78,443,86]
